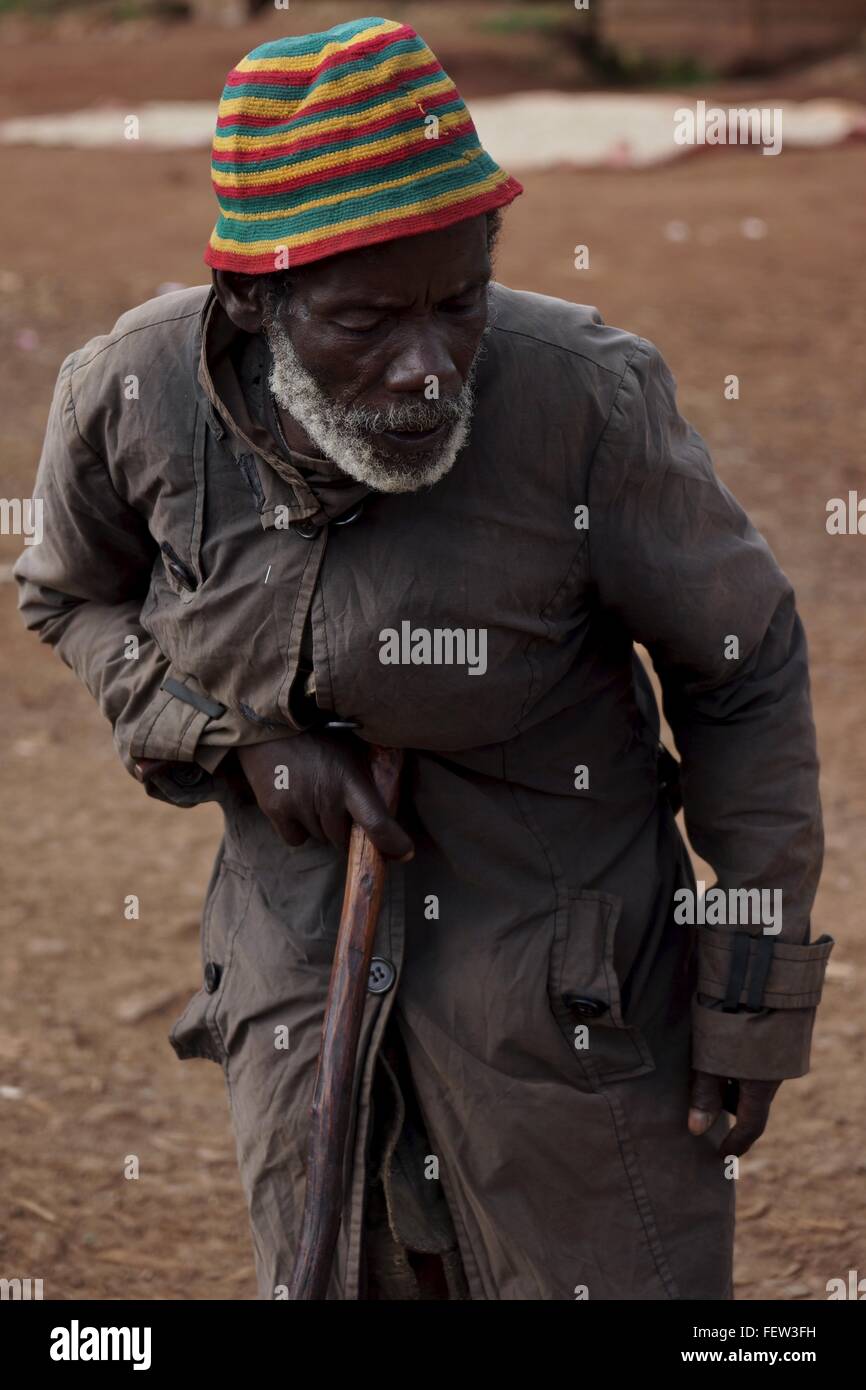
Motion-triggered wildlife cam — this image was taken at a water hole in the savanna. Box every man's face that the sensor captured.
[261,215,492,493]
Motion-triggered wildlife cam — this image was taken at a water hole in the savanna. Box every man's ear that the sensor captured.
[212,269,268,333]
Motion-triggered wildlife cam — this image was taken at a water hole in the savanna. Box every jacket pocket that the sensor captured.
[548,890,655,1086]
[169,853,253,1064]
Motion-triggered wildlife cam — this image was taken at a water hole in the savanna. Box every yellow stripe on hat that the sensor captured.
[213,77,455,153]
[218,53,443,116]
[233,20,405,76]
[217,148,486,222]
[213,109,469,187]
[209,167,511,253]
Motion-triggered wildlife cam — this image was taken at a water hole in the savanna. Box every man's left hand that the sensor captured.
[688,1070,782,1156]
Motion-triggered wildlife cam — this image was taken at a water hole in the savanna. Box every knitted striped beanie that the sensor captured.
[205,16,523,273]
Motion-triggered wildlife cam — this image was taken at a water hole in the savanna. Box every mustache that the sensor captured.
[339,393,469,435]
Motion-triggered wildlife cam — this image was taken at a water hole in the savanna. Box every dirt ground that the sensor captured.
[1,18,864,1302]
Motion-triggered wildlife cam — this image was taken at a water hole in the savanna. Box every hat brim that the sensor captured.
[204,173,523,274]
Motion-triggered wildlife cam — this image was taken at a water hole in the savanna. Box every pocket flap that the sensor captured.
[548,890,655,1085]
[550,891,626,1025]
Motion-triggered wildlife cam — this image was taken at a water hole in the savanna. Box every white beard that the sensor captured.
[264,315,483,495]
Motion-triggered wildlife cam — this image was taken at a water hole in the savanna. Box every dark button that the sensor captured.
[169,563,196,590]
[333,501,364,527]
[292,520,321,540]
[367,957,396,995]
[562,993,608,1020]
[160,542,198,591]
[204,961,222,994]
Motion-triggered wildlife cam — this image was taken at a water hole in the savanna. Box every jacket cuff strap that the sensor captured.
[128,669,223,765]
[696,925,834,1011]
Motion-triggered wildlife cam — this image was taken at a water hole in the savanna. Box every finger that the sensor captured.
[320,803,352,851]
[688,1069,725,1136]
[343,776,414,860]
[281,799,328,846]
[722,1079,780,1158]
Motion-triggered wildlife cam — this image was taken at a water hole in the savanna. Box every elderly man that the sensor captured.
[16,17,831,1301]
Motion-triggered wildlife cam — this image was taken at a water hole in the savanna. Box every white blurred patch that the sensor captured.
[1,96,863,168]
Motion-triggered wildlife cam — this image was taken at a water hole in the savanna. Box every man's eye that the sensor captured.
[440,294,483,315]
[332,318,383,335]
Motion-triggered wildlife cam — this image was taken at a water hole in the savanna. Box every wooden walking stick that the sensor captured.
[288,743,404,1300]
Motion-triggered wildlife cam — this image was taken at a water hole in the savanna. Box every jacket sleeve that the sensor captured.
[14,352,281,808]
[587,337,830,1081]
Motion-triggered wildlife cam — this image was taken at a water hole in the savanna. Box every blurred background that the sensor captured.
[1,0,864,1300]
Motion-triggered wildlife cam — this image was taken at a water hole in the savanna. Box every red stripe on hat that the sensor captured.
[211,119,475,199]
[216,63,445,128]
[223,24,417,91]
[219,98,462,165]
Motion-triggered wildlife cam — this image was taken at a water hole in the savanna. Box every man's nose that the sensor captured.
[382,325,464,397]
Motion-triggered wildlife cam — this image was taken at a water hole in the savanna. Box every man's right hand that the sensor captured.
[236,733,414,860]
